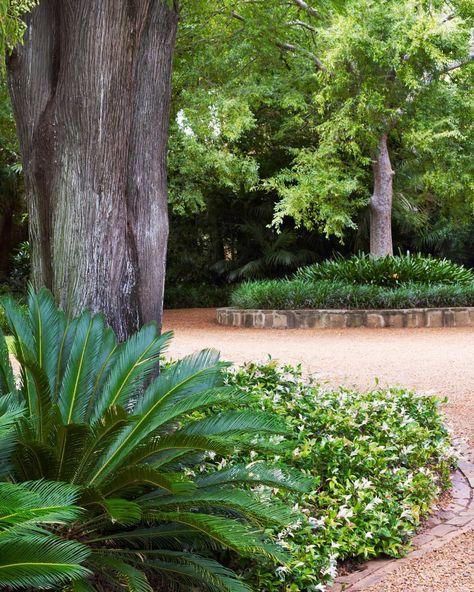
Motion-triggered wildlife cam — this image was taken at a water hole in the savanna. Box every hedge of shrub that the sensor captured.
[220,361,453,591]
[296,253,474,286]
[231,278,474,310]
[164,283,231,308]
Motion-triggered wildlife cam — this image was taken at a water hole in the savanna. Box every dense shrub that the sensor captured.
[165,283,231,308]
[8,240,30,295]
[296,253,474,286]
[0,285,27,335]
[231,278,474,309]
[223,361,452,591]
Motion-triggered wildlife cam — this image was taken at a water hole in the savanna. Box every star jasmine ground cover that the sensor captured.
[219,361,453,591]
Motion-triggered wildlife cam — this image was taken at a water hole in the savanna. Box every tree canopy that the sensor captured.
[169,0,474,255]
[0,0,473,306]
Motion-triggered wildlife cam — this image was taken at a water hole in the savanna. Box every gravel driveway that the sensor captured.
[163,308,474,446]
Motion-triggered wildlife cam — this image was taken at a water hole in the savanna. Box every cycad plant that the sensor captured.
[0,288,307,591]
[0,396,89,589]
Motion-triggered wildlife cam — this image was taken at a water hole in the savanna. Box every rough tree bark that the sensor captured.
[370,132,394,257]
[7,0,179,339]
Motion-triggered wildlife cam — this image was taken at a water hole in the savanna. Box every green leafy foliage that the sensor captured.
[0,288,307,591]
[231,254,474,309]
[231,278,474,310]
[0,476,90,590]
[266,0,474,237]
[223,361,452,590]
[296,253,474,286]
[0,1,38,71]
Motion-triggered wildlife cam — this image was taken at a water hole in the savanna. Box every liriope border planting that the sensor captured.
[327,436,474,591]
[216,307,474,329]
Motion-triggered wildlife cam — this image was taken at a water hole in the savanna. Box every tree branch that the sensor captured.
[445,44,474,72]
[276,41,326,70]
[229,11,326,71]
[291,0,321,19]
[286,19,317,33]
[230,11,245,22]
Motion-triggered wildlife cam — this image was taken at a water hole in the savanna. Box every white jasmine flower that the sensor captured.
[292,447,301,458]
[308,516,326,528]
[275,566,289,580]
[337,506,354,520]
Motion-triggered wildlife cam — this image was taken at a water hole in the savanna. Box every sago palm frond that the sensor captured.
[0,327,15,395]
[0,480,83,530]
[0,480,90,590]
[194,463,312,492]
[0,535,90,590]
[0,289,309,592]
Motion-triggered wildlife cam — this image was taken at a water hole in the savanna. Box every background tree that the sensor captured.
[266,0,474,255]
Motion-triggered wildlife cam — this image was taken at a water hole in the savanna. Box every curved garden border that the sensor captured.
[216,307,474,329]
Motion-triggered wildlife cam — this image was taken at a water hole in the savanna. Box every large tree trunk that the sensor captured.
[7,1,179,339]
[370,132,394,257]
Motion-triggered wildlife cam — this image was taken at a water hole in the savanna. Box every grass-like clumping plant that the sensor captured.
[231,254,474,310]
[295,253,474,286]
[0,288,308,592]
[231,278,474,310]
[223,361,453,591]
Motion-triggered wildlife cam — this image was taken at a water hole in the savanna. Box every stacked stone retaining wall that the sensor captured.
[216,307,474,329]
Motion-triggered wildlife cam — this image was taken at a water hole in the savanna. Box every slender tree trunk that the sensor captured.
[7,1,178,339]
[370,132,394,257]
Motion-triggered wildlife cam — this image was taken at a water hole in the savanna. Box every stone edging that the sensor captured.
[216,307,474,329]
[327,436,474,591]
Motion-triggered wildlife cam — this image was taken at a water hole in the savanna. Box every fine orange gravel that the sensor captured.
[163,308,474,592]
[163,308,474,446]
[365,530,474,592]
